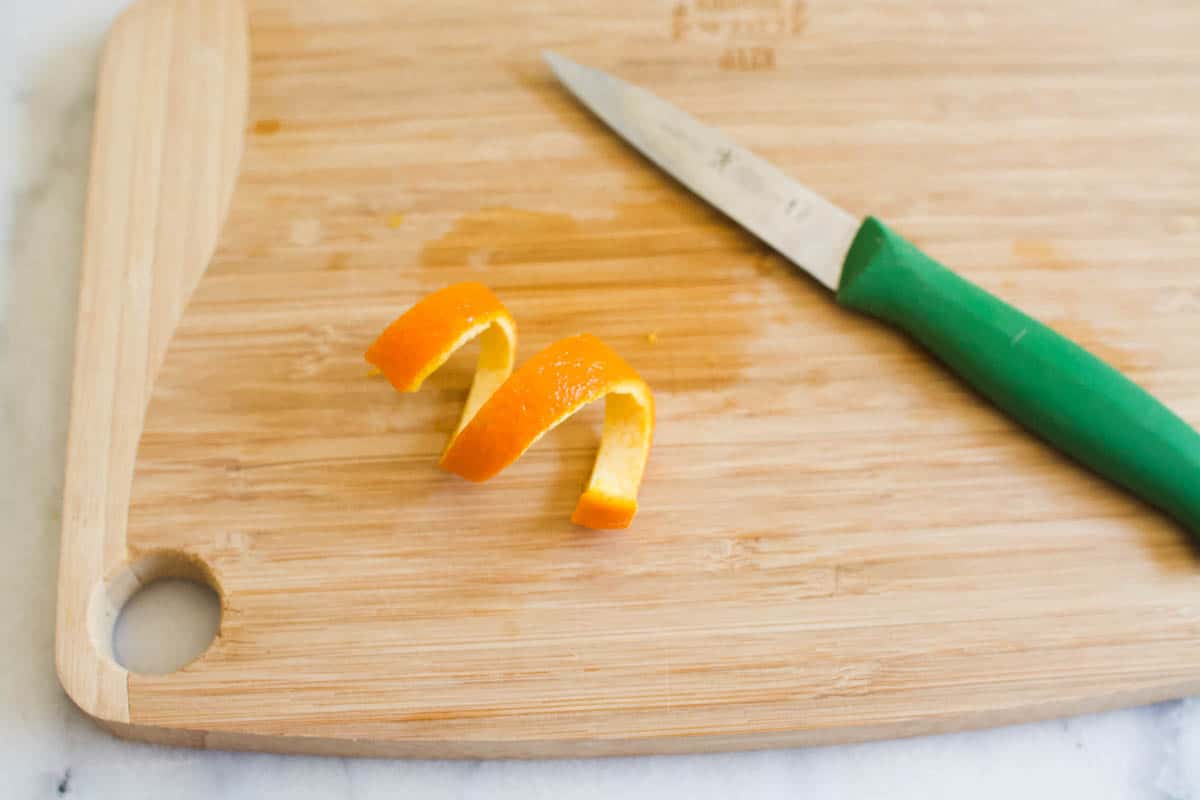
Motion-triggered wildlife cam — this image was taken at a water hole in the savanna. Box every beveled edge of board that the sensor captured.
[89,681,1197,759]
[55,0,248,729]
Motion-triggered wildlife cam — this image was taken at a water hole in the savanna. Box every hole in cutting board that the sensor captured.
[112,579,220,674]
[89,550,222,675]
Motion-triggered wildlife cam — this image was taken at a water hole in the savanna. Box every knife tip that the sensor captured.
[541,49,565,73]
[541,51,596,92]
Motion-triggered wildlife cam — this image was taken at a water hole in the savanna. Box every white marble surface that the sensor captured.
[3,1,1199,797]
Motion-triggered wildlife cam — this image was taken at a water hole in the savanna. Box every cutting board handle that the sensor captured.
[56,0,248,728]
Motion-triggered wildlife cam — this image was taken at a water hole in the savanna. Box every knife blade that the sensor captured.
[544,51,1200,536]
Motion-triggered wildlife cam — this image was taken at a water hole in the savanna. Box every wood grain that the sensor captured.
[56,0,247,725]
[59,0,1200,757]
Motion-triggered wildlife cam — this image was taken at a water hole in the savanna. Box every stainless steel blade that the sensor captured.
[543,51,859,291]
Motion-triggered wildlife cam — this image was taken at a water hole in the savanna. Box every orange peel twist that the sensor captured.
[366,282,654,529]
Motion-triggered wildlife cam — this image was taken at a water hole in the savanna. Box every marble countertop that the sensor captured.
[3,1,1198,797]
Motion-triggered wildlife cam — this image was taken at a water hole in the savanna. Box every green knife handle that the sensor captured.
[837,216,1200,536]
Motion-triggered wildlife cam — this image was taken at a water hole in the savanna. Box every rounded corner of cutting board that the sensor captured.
[55,634,132,731]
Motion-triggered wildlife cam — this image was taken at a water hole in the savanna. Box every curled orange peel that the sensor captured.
[366,284,654,530]
[442,333,654,529]
[365,282,517,438]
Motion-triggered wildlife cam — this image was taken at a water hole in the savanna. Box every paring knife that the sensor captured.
[543,51,1200,536]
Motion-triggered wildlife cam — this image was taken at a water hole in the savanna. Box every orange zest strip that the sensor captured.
[440,334,654,530]
[365,282,517,436]
[367,284,654,530]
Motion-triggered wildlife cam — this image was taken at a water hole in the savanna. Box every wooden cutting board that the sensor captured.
[57,0,1200,758]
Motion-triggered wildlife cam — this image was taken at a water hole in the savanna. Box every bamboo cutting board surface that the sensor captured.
[57,0,1200,757]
